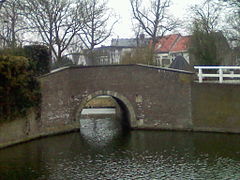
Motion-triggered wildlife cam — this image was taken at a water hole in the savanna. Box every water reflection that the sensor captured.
[0,115,240,179]
[80,109,123,147]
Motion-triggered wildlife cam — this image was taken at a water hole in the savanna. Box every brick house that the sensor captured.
[154,34,190,67]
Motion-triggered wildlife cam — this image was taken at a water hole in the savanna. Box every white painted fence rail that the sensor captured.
[194,66,240,83]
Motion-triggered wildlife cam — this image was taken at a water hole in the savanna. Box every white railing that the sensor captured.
[194,66,240,83]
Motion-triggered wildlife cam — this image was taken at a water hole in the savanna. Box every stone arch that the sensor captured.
[75,90,137,128]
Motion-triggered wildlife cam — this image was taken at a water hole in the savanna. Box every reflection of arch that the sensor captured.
[75,90,137,128]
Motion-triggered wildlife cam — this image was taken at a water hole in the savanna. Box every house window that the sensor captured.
[162,58,171,67]
[162,55,169,59]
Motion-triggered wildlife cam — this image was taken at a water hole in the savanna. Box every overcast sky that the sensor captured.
[107,0,204,41]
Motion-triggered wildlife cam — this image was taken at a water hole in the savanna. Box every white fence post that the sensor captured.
[219,68,223,83]
[199,68,203,83]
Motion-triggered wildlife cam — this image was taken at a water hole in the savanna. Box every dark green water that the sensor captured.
[0,116,240,180]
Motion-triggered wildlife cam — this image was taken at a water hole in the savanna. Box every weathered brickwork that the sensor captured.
[3,65,240,149]
[192,82,240,133]
[39,64,193,134]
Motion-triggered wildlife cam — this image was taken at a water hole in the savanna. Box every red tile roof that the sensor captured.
[154,34,190,53]
[171,35,190,52]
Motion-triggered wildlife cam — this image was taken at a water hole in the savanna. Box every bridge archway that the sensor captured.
[75,90,137,129]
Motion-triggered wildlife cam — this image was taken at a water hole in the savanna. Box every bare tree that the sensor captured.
[82,0,117,50]
[188,0,232,65]
[131,20,146,48]
[19,0,86,62]
[130,0,179,63]
[79,0,117,51]
[221,0,240,46]
[223,0,240,7]
[74,0,118,65]
[0,0,6,9]
[0,0,26,48]
[225,12,240,46]
[190,0,223,34]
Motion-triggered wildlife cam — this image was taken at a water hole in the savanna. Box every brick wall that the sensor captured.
[3,65,240,149]
[192,82,240,133]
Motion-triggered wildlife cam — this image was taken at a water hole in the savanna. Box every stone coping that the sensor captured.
[40,64,194,78]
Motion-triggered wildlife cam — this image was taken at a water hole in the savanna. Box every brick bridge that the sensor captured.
[40,64,194,135]
[3,64,240,149]
[2,64,240,149]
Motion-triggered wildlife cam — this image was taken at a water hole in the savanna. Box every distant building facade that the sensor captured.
[111,34,150,47]
[59,32,237,67]
[67,35,150,65]
[68,46,133,66]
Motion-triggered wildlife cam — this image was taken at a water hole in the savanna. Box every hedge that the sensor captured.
[24,45,51,76]
[0,55,40,121]
[0,45,51,76]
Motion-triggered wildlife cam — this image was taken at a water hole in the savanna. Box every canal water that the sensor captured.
[0,109,240,179]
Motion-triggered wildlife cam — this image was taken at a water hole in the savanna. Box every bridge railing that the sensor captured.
[194,66,240,83]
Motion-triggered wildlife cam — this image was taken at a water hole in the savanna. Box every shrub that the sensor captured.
[0,45,51,76]
[0,47,26,57]
[0,55,40,121]
[121,47,153,65]
[51,56,74,70]
[24,45,51,76]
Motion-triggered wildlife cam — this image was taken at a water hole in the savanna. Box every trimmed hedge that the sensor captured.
[0,55,40,121]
